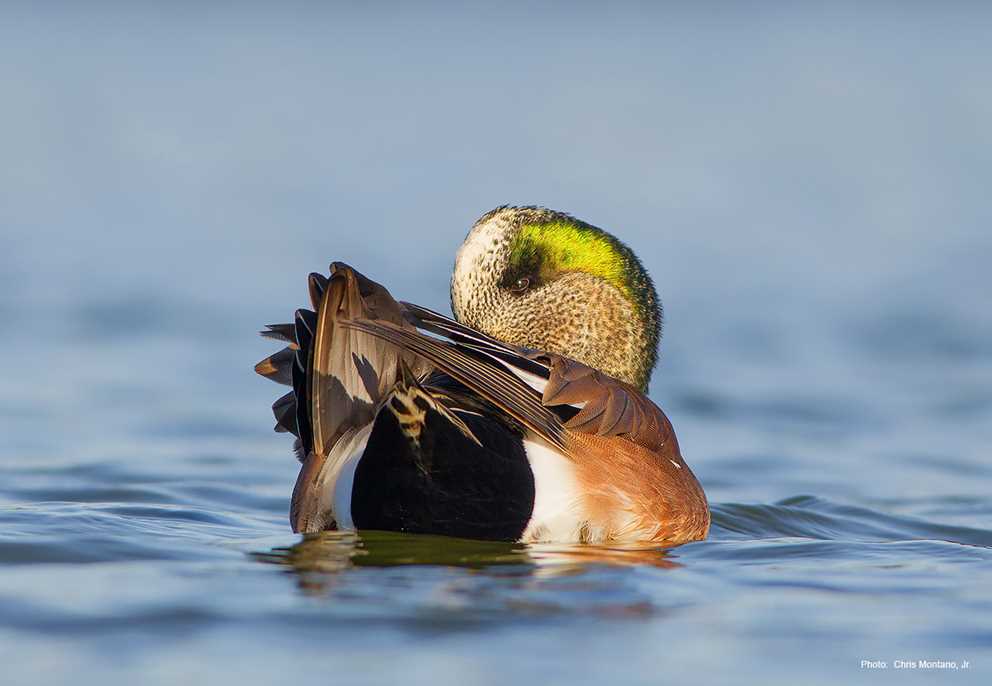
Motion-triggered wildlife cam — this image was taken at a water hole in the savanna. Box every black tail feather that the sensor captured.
[272,391,298,436]
[260,323,298,346]
[308,272,328,309]
[255,346,295,386]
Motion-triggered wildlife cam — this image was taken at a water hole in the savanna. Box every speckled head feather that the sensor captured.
[451,206,661,391]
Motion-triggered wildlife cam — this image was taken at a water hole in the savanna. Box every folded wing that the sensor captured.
[396,303,674,454]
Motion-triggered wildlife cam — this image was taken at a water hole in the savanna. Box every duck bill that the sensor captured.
[290,451,330,534]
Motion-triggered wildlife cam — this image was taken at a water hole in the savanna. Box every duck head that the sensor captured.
[451,206,661,391]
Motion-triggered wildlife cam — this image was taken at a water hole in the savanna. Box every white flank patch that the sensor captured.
[317,423,372,531]
[520,439,585,543]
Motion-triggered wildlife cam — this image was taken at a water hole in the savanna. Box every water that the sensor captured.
[1,4,990,684]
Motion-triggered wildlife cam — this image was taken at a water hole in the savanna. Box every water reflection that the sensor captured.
[254,530,678,596]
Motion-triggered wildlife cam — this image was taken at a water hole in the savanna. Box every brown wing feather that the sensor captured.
[398,311,669,453]
[343,314,670,454]
[537,355,672,453]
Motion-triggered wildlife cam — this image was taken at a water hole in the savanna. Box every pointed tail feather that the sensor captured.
[307,263,429,461]
[255,262,430,532]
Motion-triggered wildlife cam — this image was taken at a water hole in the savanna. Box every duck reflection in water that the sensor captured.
[254,530,680,600]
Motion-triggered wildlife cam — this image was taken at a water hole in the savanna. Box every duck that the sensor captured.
[254,206,709,545]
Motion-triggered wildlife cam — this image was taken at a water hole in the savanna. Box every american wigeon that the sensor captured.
[255,207,709,544]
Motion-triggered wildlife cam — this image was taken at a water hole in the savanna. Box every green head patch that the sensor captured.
[502,216,658,326]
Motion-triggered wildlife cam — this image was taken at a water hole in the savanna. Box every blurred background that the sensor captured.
[1,3,989,685]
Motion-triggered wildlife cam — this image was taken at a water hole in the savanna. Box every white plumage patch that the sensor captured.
[326,423,372,531]
[520,439,585,543]
[450,216,508,321]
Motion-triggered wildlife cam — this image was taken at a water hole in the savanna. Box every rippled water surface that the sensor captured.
[2,4,991,684]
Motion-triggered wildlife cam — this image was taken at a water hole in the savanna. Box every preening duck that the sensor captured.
[255,207,709,544]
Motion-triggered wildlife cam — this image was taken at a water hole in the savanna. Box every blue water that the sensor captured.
[1,4,990,684]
